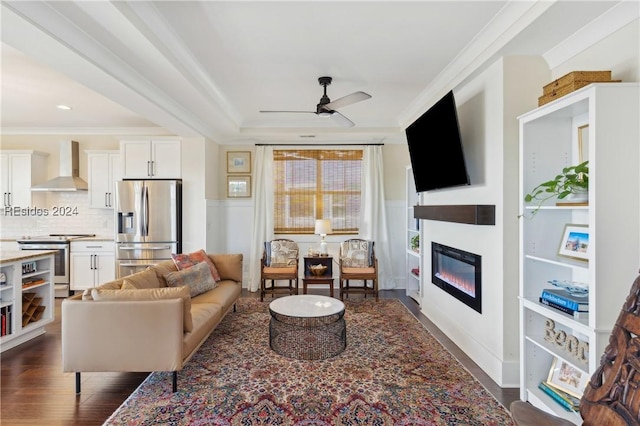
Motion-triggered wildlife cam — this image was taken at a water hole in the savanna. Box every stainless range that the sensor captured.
[17,234,95,298]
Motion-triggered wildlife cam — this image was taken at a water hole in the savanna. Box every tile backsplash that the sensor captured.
[1,192,114,239]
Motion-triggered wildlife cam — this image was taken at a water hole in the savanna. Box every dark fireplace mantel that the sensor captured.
[414,205,495,225]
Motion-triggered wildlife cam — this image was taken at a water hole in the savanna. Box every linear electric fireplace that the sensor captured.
[431,242,482,313]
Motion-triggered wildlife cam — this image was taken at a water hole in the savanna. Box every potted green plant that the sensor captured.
[523,161,589,216]
[410,234,420,252]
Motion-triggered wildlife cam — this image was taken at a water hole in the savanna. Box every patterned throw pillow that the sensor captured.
[171,249,221,281]
[340,240,375,267]
[268,240,298,267]
[164,261,218,298]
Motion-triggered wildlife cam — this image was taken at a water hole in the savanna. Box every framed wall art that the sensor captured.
[227,175,251,198]
[227,151,251,173]
[558,224,589,262]
[546,357,589,398]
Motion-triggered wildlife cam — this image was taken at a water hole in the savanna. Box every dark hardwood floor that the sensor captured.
[1,289,519,425]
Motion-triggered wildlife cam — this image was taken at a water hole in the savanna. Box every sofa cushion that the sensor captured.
[91,286,193,332]
[164,261,218,298]
[121,268,160,289]
[153,260,177,287]
[172,249,221,281]
[121,281,138,290]
[191,280,242,313]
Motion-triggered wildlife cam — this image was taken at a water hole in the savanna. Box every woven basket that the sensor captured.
[542,71,612,95]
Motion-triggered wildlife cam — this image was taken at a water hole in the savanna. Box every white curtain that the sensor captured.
[248,146,274,293]
[359,145,395,289]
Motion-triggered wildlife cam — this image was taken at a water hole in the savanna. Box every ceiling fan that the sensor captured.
[260,76,371,127]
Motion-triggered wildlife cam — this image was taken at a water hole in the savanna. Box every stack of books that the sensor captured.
[539,287,589,319]
[538,381,580,411]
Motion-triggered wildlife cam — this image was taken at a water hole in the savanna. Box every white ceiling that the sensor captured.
[0,1,630,144]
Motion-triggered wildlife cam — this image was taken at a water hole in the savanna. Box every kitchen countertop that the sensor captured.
[1,250,58,264]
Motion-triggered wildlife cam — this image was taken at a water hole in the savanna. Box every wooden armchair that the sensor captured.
[510,270,640,426]
[260,239,299,301]
[339,239,378,302]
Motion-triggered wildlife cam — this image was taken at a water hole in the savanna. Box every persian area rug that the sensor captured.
[104,298,514,425]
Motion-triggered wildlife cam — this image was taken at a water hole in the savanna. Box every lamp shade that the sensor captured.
[314,219,332,235]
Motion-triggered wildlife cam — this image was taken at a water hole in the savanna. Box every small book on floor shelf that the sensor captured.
[538,381,579,412]
[540,288,589,312]
[539,297,589,319]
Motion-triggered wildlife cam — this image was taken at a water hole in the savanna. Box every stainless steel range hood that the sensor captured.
[31,140,88,191]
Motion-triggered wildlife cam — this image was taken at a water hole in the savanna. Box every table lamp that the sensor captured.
[314,219,332,256]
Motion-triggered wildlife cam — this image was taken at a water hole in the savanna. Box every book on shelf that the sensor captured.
[0,305,11,337]
[539,297,589,319]
[541,288,589,312]
[538,381,579,412]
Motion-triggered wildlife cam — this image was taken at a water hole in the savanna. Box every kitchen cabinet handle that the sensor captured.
[94,254,99,270]
[108,192,112,207]
[147,160,152,177]
[3,192,7,207]
[105,193,109,207]
[7,192,11,207]
[151,160,155,177]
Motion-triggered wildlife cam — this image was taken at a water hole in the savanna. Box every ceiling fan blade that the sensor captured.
[323,91,371,111]
[259,110,316,114]
[330,111,355,127]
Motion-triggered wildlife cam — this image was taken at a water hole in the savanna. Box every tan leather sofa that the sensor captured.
[62,253,243,393]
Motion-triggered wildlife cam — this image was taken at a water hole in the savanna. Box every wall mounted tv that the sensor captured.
[405,90,470,192]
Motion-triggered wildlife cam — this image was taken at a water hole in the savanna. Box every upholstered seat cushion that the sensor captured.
[341,267,376,274]
[262,266,297,274]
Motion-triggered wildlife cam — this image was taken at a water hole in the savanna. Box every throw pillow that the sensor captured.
[122,267,160,289]
[91,286,193,332]
[164,261,218,298]
[171,249,221,282]
[121,280,138,290]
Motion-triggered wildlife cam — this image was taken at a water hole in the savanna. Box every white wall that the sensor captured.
[205,143,410,290]
[418,56,548,387]
[415,16,639,388]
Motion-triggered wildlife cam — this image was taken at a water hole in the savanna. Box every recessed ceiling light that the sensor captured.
[56,104,72,110]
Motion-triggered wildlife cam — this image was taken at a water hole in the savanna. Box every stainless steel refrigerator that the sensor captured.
[114,179,182,278]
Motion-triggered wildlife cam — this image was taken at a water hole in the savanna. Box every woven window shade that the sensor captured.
[273,149,362,234]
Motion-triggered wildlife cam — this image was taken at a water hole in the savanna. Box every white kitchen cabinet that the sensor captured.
[70,241,115,291]
[120,139,181,179]
[86,150,121,209]
[1,251,55,353]
[0,151,48,209]
[405,165,422,304]
[517,83,639,424]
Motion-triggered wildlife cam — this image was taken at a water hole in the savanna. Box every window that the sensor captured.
[273,149,362,234]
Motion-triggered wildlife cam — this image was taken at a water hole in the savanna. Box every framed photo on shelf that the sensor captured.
[577,124,589,164]
[227,175,251,198]
[227,151,251,173]
[558,224,589,262]
[547,357,589,398]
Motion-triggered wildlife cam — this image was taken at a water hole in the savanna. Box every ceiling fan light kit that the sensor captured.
[260,76,371,127]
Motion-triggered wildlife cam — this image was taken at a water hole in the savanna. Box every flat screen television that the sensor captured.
[405,90,470,192]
